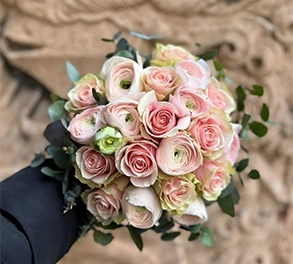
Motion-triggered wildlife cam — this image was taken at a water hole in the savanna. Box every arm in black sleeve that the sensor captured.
[0,160,86,264]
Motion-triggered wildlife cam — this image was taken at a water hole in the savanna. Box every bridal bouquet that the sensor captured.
[32,32,270,250]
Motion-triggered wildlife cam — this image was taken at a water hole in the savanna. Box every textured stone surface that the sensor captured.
[0,0,292,263]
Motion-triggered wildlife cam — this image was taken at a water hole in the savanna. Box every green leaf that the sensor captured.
[130,30,163,40]
[45,145,59,157]
[240,129,249,139]
[189,224,202,233]
[50,93,61,103]
[152,212,174,233]
[41,166,56,177]
[241,114,251,127]
[113,31,122,41]
[99,222,123,230]
[218,194,235,217]
[106,52,115,59]
[200,227,215,247]
[197,50,218,61]
[30,153,45,168]
[236,85,246,101]
[231,188,240,204]
[238,173,244,186]
[93,230,113,246]
[55,173,64,182]
[237,100,245,112]
[260,103,269,122]
[116,38,128,51]
[219,177,234,198]
[235,158,249,172]
[114,50,135,59]
[213,60,223,71]
[54,150,71,170]
[92,89,108,105]
[188,232,200,241]
[249,122,268,137]
[101,38,113,42]
[66,62,81,83]
[161,232,180,241]
[127,226,143,251]
[248,169,260,179]
[48,100,67,121]
[251,85,264,96]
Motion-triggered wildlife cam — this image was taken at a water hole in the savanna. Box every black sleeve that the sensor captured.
[0,160,86,264]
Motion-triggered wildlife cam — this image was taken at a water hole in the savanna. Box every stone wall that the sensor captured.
[0,1,292,263]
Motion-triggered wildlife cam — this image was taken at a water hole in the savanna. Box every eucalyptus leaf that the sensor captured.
[188,232,200,241]
[197,50,218,61]
[240,129,249,139]
[248,169,260,179]
[189,224,201,234]
[127,226,143,251]
[55,173,64,182]
[30,153,45,168]
[93,230,113,246]
[114,50,135,59]
[113,31,122,41]
[130,30,163,40]
[41,166,56,177]
[235,158,249,172]
[161,232,180,241]
[249,122,268,137]
[116,38,128,51]
[200,227,215,247]
[54,150,70,170]
[45,145,59,157]
[260,103,269,122]
[218,194,235,217]
[48,100,67,121]
[66,62,81,83]
[152,213,174,233]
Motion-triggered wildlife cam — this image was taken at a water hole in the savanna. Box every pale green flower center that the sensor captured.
[186,100,195,110]
[125,113,133,123]
[120,80,132,89]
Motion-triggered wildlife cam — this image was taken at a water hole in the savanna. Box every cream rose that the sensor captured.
[194,158,233,201]
[151,43,195,67]
[156,132,203,176]
[65,74,105,112]
[122,186,162,229]
[84,176,129,225]
[100,56,143,102]
[75,146,117,186]
[155,171,198,215]
[141,66,178,100]
[115,140,158,187]
[188,109,233,159]
[68,105,105,145]
[102,98,141,139]
[172,197,208,226]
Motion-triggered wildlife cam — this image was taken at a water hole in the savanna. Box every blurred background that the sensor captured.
[0,0,292,263]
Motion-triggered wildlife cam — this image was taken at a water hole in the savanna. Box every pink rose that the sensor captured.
[194,158,233,201]
[141,66,178,100]
[156,132,203,176]
[169,83,211,119]
[65,74,105,112]
[225,123,242,165]
[84,176,129,225]
[102,98,141,139]
[75,146,117,186]
[173,197,208,226]
[100,56,143,102]
[68,105,105,145]
[122,186,162,229]
[115,140,158,187]
[188,109,233,159]
[155,171,198,215]
[205,77,236,114]
[138,91,190,139]
[151,44,195,66]
[175,59,211,89]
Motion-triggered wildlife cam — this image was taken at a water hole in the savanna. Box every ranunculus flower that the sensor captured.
[122,186,162,229]
[102,98,141,139]
[194,158,233,201]
[169,83,211,119]
[115,140,158,187]
[175,59,211,89]
[100,56,143,102]
[138,91,190,139]
[92,126,125,155]
[83,176,129,225]
[141,66,179,100]
[156,132,203,176]
[225,123,242,165]
[172,197,208,226]
[75,146,117,186]
[65,74,105,112]
[68,105,105,145]
[205,77,236,114]
[151,43,195,67]
[188,109,233,159]
[154,171,198,215]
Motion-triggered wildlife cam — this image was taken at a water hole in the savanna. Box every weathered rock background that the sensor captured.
[0,0,292,263]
